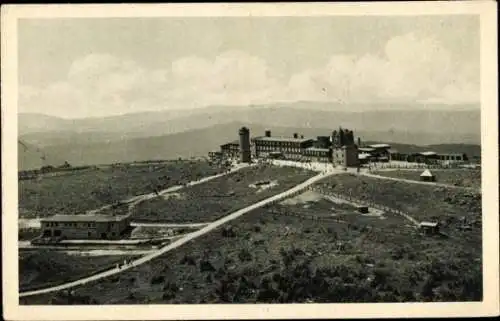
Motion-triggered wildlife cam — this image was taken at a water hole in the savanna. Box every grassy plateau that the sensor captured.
[20,172,481,304]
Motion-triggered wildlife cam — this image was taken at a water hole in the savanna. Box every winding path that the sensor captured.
[20,171,334,298]
[130,222,210,228]
[360,172,481,193]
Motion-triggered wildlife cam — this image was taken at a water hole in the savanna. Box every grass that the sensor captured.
[130,226,198,239]
[372,169,481,189]
[19,250,138,292]
[131,164,316,223]
[315,174,482,235]
[19,228,41,241]
[18,160,224,218]
[20,176,482,304]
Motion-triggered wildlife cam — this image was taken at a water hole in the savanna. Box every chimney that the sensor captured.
[293,133,298,139]
[357,137,361,147]
[265,130,271,137]
[300,135,304,139]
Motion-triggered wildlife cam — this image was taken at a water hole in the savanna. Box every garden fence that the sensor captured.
[308,186,419,226]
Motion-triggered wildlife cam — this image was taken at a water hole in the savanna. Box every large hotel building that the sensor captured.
[218,127,360,167]
[214,126,470,167]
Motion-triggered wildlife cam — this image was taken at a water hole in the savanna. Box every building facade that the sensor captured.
[40,215,130,240]
[220,141,240,159]
[302,147,332,162]
[253,133,314,160]
[331,127,359,167]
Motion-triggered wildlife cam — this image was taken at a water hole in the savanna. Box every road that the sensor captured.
[19,171,333,298]
[20,163,254,229]
[360,172,481,193]
[130,222,210,228]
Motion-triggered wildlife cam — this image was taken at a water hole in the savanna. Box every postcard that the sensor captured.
[2,1,499,320]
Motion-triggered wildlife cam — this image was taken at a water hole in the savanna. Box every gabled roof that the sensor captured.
[419,151,437,156]
[420,221,439,227]
[253,136,312,143]
[41,214,128,223]
[367,144,391,149]
[420,169,434,177]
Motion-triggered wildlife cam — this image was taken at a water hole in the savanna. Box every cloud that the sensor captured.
[19,33,479,118]
[287,32,479,104]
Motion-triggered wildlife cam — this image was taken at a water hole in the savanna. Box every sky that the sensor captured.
[18,15,480,118]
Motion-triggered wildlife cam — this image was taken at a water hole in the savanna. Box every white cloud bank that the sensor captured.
[20,32,479,118]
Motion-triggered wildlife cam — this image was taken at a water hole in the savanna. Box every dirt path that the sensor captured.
[20,163,254,230]
[19,171,335,298]
[129,222,210,228]
[360,172,481,193]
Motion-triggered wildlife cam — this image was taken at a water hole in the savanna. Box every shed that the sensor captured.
[357,205,369,214]
[419,221,440,235]
[420,169,436,182]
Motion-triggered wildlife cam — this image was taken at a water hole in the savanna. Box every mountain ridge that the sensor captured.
[17,122,480,170]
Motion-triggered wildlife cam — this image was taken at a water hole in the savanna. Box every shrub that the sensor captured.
[238,248,253,262]
[151,275,165,285]
[179,255,197,266]
[221,226,237,238]
[200,259,216,272]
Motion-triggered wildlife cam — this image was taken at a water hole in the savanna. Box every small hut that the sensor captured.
[357,205,369,214]
[420,169,436,182]
[419,221,440,235]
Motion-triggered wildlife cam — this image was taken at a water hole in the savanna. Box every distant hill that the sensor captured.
[19,102,480,145]
[18,140,66,170]
[17,102,481,167]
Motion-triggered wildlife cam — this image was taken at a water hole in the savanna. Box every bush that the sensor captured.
[151,275,165,285]
[179,254,197,266]
[221,226,237,238]
[163,281,179,293]
[200,259,216,272]
[238,248,253,262]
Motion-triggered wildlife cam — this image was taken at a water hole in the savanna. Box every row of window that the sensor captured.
[256,142,305,148]
[257,146,302,153]
[44,222,117,228]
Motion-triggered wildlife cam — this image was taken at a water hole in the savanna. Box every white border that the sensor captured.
[2,2,499,320]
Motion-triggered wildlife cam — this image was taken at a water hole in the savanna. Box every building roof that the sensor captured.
[419,151,437,156]
[41,214,128,223]
[367,144,391,149]
[253,136,313,143]
[387,149,399,154]
[358,147,376,152]
[304,147,330,152]
[220,140,239,147]
[420,221,439,227]
[438,153,466,156]
[420,169,435,177]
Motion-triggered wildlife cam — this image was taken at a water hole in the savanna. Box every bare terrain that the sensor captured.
[20,172,481,304]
